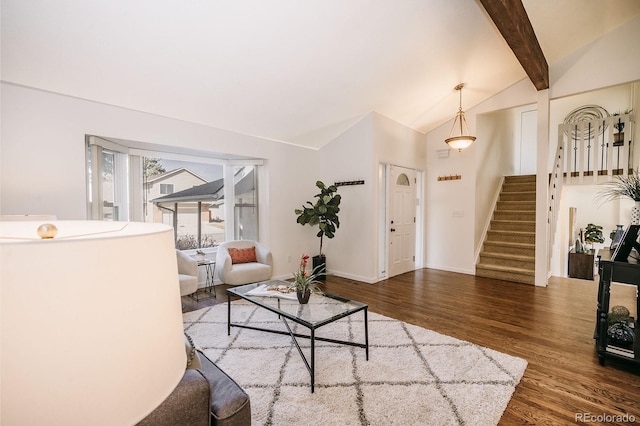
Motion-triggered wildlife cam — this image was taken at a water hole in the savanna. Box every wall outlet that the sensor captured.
[287,255,292,263]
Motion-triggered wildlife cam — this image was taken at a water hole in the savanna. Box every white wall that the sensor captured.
[0,83,319,279]
[373,113,427,279]
[551,185,635,277]
[424,15,640,279]
[317,114,375,281]
[425,79,538,274]
[550,15,640,100]
[315,112,426,283]
[4,15,640,284]
[474,108,517,252]
[0,84,426,284]
[425,123,476,274]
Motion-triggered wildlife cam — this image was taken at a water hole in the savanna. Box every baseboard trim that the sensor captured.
[424,263,475,275]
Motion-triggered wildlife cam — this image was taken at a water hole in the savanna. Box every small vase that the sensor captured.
[296,288,311,304]
[632,202,640,225]
[610,225,624,249]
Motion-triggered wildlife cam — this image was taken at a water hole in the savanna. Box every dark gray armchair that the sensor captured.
[138,338,250,426]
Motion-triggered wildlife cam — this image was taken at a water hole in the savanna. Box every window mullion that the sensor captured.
[224,165,235,241]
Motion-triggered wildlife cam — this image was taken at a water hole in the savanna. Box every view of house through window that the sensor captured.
[86,137,259,250]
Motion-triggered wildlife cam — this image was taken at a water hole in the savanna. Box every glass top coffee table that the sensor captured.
[227,280,369,392]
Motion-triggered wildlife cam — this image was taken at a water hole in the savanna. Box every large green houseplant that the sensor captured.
[597,169,640,225]
[294,180,341,279]
[597,169,640,203]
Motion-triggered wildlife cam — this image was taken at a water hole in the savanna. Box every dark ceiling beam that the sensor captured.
[478,0,549,90]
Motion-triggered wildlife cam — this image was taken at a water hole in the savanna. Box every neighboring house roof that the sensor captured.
[152,169,255,204]
[153,178,224,203]
[145,167,207,185]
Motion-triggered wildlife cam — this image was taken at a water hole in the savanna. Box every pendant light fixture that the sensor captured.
[445,83,476,152]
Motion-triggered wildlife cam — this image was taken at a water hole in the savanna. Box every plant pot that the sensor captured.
[296,288,311,304]
[312,255,326,281]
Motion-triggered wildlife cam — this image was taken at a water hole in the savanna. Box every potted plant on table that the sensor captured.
[583,223,604,251]
[294,180,341,280]
[292,254,323,304]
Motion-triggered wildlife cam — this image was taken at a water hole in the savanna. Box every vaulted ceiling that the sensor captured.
[2,0,639,148]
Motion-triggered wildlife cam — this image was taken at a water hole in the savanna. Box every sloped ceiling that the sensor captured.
[2,0,639,149]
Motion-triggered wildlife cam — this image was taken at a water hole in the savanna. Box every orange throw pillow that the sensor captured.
[228,247,257,264]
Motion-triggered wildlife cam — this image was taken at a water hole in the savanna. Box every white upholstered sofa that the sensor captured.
[216,240,272,285]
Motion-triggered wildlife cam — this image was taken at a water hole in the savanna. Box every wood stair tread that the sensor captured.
[491,219,535,224]
[495,210,536,214]
[483,241,535,249]
[488,230,535,235]
[475,264,535,275]
[501,190,536,194]
[497,202,535,205]
[480,252,534,261]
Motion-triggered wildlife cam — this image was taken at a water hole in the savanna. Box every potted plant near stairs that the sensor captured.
[294,181,341,280]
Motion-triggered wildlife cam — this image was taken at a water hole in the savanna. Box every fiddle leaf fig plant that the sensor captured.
[294,181,341,257]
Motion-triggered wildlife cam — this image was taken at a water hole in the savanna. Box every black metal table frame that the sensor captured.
[190,260,217,301]
[227,291,369,393]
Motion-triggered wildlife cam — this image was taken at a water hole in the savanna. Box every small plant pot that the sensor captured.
[312,255,326,281]
[296,288,311,304]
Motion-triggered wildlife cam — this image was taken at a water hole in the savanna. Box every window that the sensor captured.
[396,173,410,186]
[147,158,226,249]
[159,184,174,195]
[234,165,257,241]
[86,136,261,249]
[86,144,130,221]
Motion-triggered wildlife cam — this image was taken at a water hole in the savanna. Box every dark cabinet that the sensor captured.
[595,249,640,366]
[568,249,595,280]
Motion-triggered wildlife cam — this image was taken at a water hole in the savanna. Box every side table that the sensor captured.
[568,249,595,280]
[190,260,217,301]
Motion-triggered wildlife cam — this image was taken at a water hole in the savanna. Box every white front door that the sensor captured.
[388,165,416,277]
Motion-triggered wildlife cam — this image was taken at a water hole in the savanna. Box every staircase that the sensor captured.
[476,175,536,285]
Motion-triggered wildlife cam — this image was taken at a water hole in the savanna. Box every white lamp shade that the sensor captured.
[445,135,476,151]
[1,221,186,426]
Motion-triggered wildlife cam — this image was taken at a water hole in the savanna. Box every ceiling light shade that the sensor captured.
[445,83,477,152]
[1,220,185,426]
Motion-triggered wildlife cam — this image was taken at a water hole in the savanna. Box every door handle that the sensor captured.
[390,228,396,232]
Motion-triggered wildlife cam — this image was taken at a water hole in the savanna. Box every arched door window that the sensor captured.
[396,173,410,186]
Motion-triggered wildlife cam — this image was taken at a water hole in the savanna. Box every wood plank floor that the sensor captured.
[184,269,640,425]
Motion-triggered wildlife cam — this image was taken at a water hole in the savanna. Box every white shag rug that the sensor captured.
[183,300,527,426]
